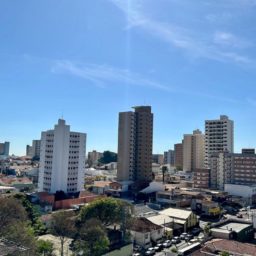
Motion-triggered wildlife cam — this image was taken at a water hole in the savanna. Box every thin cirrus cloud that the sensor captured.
[51,59,239,104]
[108,0,255,67]
[51,60,173,91]
[213,31,252,48]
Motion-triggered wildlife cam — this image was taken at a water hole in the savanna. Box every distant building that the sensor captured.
[224,184,256,205]
[38,119,86,193]
[174,143,183,169]
[32,140,41,158]
[209,151,233,190]
[205,115,234,168]
[209,149,256,190]
[152,154,164,165]
[163,150,175,165]
[117,106,153,184]
[193,168,210,189]
[242,148,255,155]
[26,145,33,157]
[88,150,103,166]
[0,142,10,156]
[26,140,41,158]
[183,129,204,172]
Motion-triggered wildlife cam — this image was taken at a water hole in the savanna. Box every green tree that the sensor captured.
[36,239,55,256]
[14,193,46,235]
[203,223,211,236]
[74,218,109,256]
[220,252,230,256]
[50,211,75,256]
[79,198,132,227]
[0,197,36,254]
[0,197,27,234]
[98,151,117,164]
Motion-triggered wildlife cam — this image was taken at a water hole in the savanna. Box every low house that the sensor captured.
[191,199,221,217]
[130,217,164,249]
[159,207,198,232]
[225,184,256,205]
[156,189,204,208]
[211,222,254,242]
[191,239,256,256]
[146,214,173,238]
[91,181,111,195]
[106,181,133,197]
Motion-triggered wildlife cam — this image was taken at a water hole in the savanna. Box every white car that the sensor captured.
[145,248,155,255]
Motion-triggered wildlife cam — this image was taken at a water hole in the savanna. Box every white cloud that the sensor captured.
[214,31,252,48]
[51,60,172,91]
[108,0,255,67]
[51,59,238,104]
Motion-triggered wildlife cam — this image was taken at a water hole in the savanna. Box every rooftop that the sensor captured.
[214,222,252,233]
[159,207,192,220]
[130,217,163,233]
[191,239,256,256]
[147,214,173,226]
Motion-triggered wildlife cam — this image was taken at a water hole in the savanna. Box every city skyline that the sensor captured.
[1,0,256,155]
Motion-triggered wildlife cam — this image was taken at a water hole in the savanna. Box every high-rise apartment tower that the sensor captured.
[38,119,86,193]
[205,115,234,168]
[183,129,205,172]
[117,106,153,183]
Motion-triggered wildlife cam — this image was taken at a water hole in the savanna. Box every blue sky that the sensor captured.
[1,0,256,155]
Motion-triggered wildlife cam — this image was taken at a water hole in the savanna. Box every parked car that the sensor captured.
[171,238,178,244]
[145,248,155,255]
[174,236,181,243]
[163,240,172,248]
[180,232,188,240]
[156,243,163,250]
[133,253,141,256]
[153,246,161,252]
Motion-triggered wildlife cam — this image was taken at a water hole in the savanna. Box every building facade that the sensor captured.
[32,140,41,158]
[117,106,153,183]
[183,129,204,172]
[0,142,10,156]
[152,154,164,165]
[38,119,86,194]
[174,143,183,169]
[164,150,175,165]
[88,150,103,166]
[193,168,210,189]
[26,145,33,157]
[209,149,256,190]
[205,115,234,168]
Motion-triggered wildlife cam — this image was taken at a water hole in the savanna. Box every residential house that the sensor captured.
[130,217,164,249]
[159,207,198,232]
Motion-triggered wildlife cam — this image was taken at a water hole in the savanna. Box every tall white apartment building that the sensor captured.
[205,115,234,168]
[183,129,205,172]
[38,119,86,194]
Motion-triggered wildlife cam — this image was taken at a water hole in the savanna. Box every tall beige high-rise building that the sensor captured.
[88,150,103,166]
[205,115,234,168]
[117,106,153,183]
[183,129,205,172]
[174,143,183,169]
